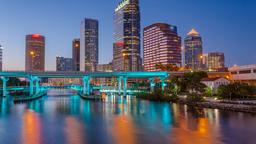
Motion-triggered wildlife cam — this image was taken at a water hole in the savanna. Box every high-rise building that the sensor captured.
[25,34,45,71]
[113,0,141,71]
[184,29,203,70]
[143,23,182,71]
[80,18,99,72]
[0,45,3,71]
[72,39,80,71]
[203,52,225,71]
[56,56,73,71]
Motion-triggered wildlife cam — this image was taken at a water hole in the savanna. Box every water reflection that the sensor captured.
[0,94,255,144]
[0,98,9,116]
[110,115,136,144]
[65,117,85,144]
[22,110,42,144]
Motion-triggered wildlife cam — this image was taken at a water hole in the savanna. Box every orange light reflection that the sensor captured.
[109,116,136,144]
[22,110,42,144]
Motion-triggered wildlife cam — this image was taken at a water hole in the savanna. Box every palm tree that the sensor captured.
[173,85,181,95]
[205,86,214,97]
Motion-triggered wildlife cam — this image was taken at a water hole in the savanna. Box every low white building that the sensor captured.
[229,64,256,86]
[201,77,230,92]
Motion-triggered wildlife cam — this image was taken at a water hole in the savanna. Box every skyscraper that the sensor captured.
[25,34,45,71]
[72,39,80,71]
[184,29,203,70]
[0,45,3,71]
[56,56,73,71]
[113,0,141,71]
[80,18,99,72]
[143,23,182,71]
[203,52,225,71]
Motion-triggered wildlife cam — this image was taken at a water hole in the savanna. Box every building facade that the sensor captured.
[72,39,80,71]
[95,63,113,86]
[229,64,256,86]
[56,56,73,71]
[203,52,225,71]
[80,18,99,72]
[113,0,141,71]
[25,34,45,71]
[97,63,113,72]
[0,45,3,71]
[184,29,203,70]
[143,23,182,71]
[201,77,230,92]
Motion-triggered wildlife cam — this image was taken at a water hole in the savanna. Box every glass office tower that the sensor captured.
[80,18,99,72]
[113,0,141,71]
[184,29,203,70]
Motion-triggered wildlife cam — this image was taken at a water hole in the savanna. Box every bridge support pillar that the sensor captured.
[123,76,127,96]
[1,77,9,97]
[160,77,167,92]
[149,78,155,92]
[35,77,41,94]
[28,76,36,96]
[83,76,91,95]
[118,76,122,95]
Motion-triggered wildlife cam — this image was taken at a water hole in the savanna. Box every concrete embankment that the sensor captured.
[78,92,103,101]
[178,100,256,114]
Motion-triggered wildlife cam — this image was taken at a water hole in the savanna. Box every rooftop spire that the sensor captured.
[187,28,200,36]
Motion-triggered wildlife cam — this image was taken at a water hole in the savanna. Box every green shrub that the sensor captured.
[137,88,179,102]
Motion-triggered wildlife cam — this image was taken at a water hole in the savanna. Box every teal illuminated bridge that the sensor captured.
[0,71,169,98]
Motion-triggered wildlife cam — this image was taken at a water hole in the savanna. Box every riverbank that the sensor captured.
[13,92,46,103]
[137,93,256,114]
[178,99,256,114]
[78,92,103,101]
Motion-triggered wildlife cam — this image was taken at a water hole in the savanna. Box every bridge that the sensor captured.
[0,71,169,98]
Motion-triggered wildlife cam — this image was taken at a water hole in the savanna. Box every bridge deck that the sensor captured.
[0,71,169,78]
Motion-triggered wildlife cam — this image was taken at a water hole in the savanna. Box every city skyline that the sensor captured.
[0,0,255,70]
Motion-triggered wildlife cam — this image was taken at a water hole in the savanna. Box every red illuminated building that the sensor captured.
[25,34,45,71]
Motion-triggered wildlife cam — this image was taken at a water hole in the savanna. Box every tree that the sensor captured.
[173,85,181,95]
[217,83,255,100]
[155,63,180,71]
[205,86,214,97]
[175,71,208,93]
[0,77,27,87]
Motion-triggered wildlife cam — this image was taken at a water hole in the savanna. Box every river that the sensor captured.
[0,90,255,144]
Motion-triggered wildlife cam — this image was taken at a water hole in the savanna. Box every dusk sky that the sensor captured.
[0,0,255,71]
